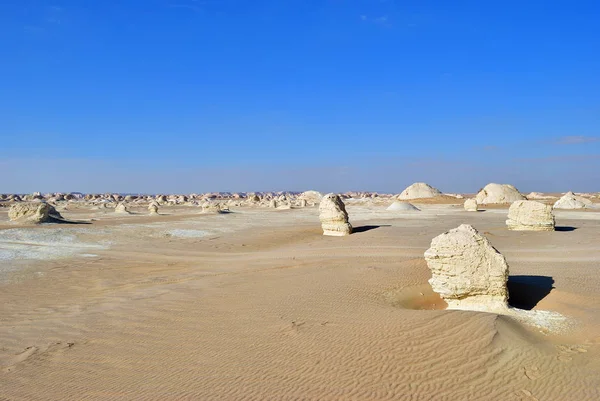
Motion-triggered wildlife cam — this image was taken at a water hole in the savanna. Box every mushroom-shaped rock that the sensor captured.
[386,201,420,211]
[299,190,323,204]
[464,198,479,212]
[475,183,525,204]
[506,200,555,231]
[8,202,63,223]
[397,183,442,200]
[553,191,595,209]
[319,193,352,236]
[115,203,130,214]
[424,224,509,312]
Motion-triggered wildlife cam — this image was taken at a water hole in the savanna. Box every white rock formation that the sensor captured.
[148,202,159,215]
[424,224,509,312]
[269,199,278,208]
[475,183,525,204]
[386,201,420,211]
[299,190,323,204]
[553,191,595,209]
[8,202,63,223]
[398,183,442,200]
[298,199,308,207]
[201,202,222,213]
[506,200,555,231]
[319,193,352,236]
[114,202,130,214]
[463,198,479,212]
[526,192,554,200]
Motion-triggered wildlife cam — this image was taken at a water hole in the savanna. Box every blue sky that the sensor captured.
[1,0,599,194]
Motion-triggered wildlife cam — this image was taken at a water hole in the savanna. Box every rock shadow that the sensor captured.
[507,275,554,310]
[555,226,577,232]
[47,216,92,225]
[353,225,391,233]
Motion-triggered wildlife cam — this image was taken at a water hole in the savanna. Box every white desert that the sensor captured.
[1,189,600,400]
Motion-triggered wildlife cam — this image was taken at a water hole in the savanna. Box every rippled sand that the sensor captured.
[1,203,599,400]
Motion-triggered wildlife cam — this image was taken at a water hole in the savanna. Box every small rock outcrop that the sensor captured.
[506,200,555,231]
[115,203,130,214]
[398,183,442,200]
[299,190,323,204]
[424,224,509,311]
[475,183,525,204]
[8,202,63,223]
[553,191,595,209]
[319,193,352,236]
[463,198,479,212]
[148,202,159,215]
[386,201,420,211]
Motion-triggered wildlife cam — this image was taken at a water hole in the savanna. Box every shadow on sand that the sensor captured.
[353,225,391,233]
[555,226,577,232]
[48,216,92,225]
[507,275,554,310]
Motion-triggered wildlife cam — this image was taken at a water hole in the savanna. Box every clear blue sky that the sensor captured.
[1,0,599,194]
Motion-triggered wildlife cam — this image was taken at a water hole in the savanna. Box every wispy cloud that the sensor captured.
[360,15,391,27]
[553,136,600,145]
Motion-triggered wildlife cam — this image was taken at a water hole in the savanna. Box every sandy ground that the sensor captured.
[1,203,600,400]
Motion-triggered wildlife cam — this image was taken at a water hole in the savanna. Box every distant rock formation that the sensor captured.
[398,183,442,200]
[319,193,352,236]
[8,202,63,224]
[386,201,420,211]
[553,191,595,209]
[148,202,159,215]
[506,200,555,231]
[269,199,278,208]
[115,203,131,214]
[424,224,509,312]
[475,183,525,204]
[299,190,323,204]
[463,198,479,212]
[201,201,222,214]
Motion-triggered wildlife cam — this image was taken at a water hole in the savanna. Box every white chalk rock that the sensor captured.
[475,183,525,204]
[464,198,479,212]
[299,190,323,204]
[553,191,595,209]
[398,182,442,200]
[148,202,159,215]
[386,201,420,211]
[506,200,555,231]
[201,201,222,213]
[424,224,509,312]
[115,202,131,214]
[8,202,63,223]
[319,193,352,236]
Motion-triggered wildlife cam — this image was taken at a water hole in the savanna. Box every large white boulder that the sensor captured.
[475,183,525,204]
[299,190,323,204]
[397,183,442,200]
[115,202,131,214]
[386,201,420,211]
[319,193,352,236]
[424,224,509,312]
[553,191,595,209]
[8,202,63,223]
[463,199,479,212]
[506,200,555,231]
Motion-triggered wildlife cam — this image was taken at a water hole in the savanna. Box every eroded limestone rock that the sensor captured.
[506,200,555,231]
[475,183,525,204]
[464,198,479,212]
[319,193,352,236]
[424,224,509,311]
[398,183,442,200]
[8,202,63,223]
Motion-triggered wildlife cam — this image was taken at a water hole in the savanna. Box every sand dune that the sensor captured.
[1,202,599,400]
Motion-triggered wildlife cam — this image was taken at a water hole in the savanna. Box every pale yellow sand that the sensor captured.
[1,204,599,400]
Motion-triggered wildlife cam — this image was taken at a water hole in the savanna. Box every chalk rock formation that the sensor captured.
[201,202,222,213]
[299,190,323,204]
[506,200,555,231]
[553,191,595,209]
[298,199,308,207]
[148,202,159,215]
[269,199,278,208]
[386,201,420,211]
[8,202,63,223]
[115,202,130,214]
[398,183,442,200]
[527,192,554,200]
[319,193,352,236]
[424,224,509,311]
[475,183,525,204]
[464,198,479,212]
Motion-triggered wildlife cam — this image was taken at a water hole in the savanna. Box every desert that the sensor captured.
[1,189,600,400]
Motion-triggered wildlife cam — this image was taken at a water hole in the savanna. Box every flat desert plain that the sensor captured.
[1,202,600,400]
